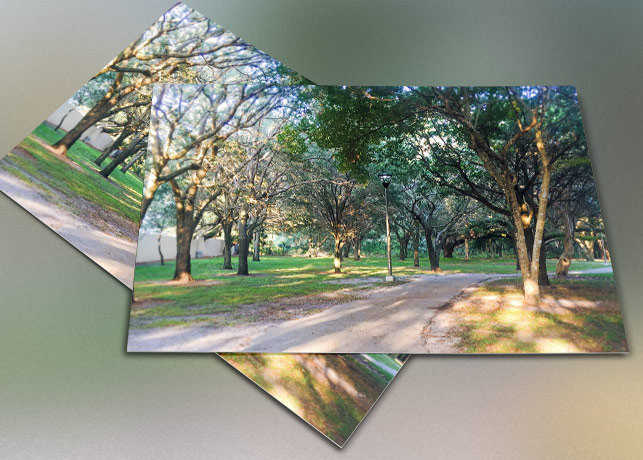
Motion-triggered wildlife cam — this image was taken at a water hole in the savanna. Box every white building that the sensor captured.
[46,101,116,151]
[136,233,225,264]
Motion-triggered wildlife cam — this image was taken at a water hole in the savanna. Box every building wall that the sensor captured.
[46,101,115,151]
[47,101,84,132]
[136,233,225,264]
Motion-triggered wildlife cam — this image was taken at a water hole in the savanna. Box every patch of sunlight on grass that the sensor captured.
[270,387,304,414]
[452,277,626,353]
[535,338,580,353]
[496,307,532,328]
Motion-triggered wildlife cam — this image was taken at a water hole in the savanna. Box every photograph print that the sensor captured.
[129,84,627,354]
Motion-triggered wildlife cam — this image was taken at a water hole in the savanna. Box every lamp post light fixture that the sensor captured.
[378,172,394,282]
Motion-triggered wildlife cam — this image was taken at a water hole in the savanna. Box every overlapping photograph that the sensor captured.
[0,2,307,288]
[129,83,627,354]
[0,3,403,446]
[220,353,409,447]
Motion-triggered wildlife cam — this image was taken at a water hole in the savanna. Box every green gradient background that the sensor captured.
[1,1,642,458]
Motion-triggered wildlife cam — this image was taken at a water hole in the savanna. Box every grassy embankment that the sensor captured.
[1,123,143,236]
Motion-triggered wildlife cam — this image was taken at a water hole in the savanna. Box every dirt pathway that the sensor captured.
[568,265,613,275]
[360,354,399,376]
[0,168,136,288]
[127,272,503,353]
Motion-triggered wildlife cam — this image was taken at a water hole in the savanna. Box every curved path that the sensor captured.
[128,272,502,353]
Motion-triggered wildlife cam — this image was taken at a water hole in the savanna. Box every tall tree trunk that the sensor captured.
[556,210,575,277]
[237,212,250,276]
[353,238,361,261]
[538,242,550,286]
[525,226,550,286]
[513,237,521,270]
[429,247,440,271]
[54,107,74,131]
[597,237,609,262]
[173,204,194,282]
[169,165,208,283]
[51,72,125,156]
[413,229,420,267]
[343,241,352,259]
[443,239,457,258]
[157,234,164,266]
[399,233,410,260]
[99,134,144,178]
[94,128,130,166]
[307,236,314,258]
[464,238,470,262]
[333,236,343,273]
[423,226,440,271]
[253,230,261,262]
[222,221,233,270]
[506,128,552,305]
[120,148,146,174]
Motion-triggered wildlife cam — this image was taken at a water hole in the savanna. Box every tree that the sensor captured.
[233,121,298,276]
[202,186,240,270]
[288,155,359,274]
[99,130,148,178]
[141,83,287,219]
[307,85,589,304]
[139,185,176,265]
[140,83,288,281]
[344,177,381,261]
[391,206,414,260]
[50,4,281,157]
[403,181,469,271]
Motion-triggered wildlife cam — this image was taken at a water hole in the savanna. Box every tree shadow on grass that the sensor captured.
[220,353,395,446]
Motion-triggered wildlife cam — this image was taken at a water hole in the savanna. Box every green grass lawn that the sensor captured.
[362,353,403,378]
[1,122,143,226]
[445,274,626,353]
[132,255,613,329]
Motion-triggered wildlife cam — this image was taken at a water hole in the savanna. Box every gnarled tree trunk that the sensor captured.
[333,236,343,273]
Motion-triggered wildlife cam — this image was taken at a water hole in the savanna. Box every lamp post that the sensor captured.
[378,172,394,282]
